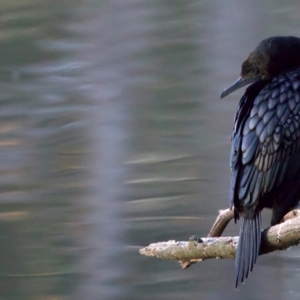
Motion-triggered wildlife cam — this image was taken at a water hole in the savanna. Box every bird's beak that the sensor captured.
[220,76,261,99]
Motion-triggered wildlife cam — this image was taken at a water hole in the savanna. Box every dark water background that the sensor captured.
[1,0,300,299]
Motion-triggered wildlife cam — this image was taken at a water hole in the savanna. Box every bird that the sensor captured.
[220,36,300,288]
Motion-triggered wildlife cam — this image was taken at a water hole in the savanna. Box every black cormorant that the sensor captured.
[221,36,300,287]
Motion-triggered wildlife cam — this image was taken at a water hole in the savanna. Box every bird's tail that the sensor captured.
[235,211,261,288]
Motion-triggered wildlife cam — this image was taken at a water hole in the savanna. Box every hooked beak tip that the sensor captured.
[220,90,228,99]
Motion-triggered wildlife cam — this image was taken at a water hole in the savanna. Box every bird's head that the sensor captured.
[220,36,300,98]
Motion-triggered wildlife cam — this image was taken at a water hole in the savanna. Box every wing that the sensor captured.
[230,71,300,218]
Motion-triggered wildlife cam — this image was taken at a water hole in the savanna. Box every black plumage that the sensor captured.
[221,36,300,288]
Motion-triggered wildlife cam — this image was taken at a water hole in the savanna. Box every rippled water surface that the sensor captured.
[1,1,300,299]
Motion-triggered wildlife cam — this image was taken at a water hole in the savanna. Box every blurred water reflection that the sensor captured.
[1,0,300,299]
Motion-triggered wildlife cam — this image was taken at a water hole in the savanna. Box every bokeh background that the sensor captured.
[1,0,300,299]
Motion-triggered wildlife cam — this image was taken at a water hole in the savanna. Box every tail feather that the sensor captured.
[243,222,250,279]
[250,218,255,272]
[235,212,261,288]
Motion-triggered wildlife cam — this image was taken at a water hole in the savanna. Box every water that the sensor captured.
[1,0,300,299]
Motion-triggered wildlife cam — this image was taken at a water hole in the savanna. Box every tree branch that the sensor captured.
[139,209,300,268]
[207,208,234,237]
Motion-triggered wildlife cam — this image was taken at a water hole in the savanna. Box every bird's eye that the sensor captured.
[251,68,259,75]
